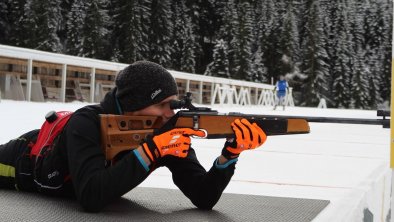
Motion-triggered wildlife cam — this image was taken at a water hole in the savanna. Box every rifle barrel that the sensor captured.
[258,115,388,126]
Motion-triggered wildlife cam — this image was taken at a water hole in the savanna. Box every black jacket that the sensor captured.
[41,89,236,212]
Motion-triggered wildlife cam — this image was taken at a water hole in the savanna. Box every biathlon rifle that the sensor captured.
[99,92,310,160]
[100,93,390,160]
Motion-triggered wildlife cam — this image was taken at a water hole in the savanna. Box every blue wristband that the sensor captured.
[133,149,150,172]
[215,157,238,169]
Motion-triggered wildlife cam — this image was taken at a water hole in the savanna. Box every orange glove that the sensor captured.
[222,118,267,159]
[142,128,206,162]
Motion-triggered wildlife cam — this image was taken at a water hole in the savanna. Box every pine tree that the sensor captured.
[170,1,183,70]
[250,0,261,56]
[204,39,230,78]
[300,1,330,106]
[80,0,110,59]
[280,1,301,78]
[57,0,74,48]
[180,16,196,73]
[259,0,282,82]
[349,0,370,109]
[372,0,392,105]
[250,45,268,83]
[234,1,254,81]
[219,0,238,78]
[22,0,62,52]
[249,1,266,83]
[320,0,337,107]
[251,0,276,84]
[331,0,352,108]
[66,0,86,56]
[351,48,370,109]
[186,0,211,74]
[112,0,151,63]
[0,1,8,44]
[148,0,173,67]
[170,1,196,73]
[6,0,27,47]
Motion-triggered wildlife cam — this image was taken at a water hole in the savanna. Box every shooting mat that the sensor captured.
[0,187,329,222]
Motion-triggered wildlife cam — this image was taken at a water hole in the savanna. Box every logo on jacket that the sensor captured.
[151,88,162,100]
[48,171,59,179]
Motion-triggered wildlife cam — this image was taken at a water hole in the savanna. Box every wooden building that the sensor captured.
[0,44,294,107]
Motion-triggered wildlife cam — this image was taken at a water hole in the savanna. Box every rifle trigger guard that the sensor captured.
[192,115,199,129]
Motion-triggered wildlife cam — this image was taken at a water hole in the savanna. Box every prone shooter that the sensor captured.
[0,61,272,212]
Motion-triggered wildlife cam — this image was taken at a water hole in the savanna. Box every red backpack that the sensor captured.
[30,111,74,158]
[28,111,74,192]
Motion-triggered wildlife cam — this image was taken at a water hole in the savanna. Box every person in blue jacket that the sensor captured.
[273,75,289,110]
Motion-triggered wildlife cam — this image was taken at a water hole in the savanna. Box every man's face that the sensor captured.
[125,95,177,124]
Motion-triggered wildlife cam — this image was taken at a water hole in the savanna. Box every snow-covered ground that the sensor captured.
[0,100,390,222]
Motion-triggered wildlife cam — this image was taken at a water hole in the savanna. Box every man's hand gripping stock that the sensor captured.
[141,128,206,163]
[221,118,267,160]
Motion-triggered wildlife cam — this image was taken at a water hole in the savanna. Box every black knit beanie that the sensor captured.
[115,61,178,112]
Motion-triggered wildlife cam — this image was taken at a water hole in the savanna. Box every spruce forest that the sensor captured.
[0,0,392,109]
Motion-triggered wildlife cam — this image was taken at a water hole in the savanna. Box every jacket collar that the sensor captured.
[100,88,122,114]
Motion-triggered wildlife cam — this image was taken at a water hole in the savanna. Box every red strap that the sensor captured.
[30,111,73,157]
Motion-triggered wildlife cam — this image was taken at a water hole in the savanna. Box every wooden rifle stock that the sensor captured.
[100,111,310,160]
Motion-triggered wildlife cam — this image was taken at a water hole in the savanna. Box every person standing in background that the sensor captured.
[273,75,289,110]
